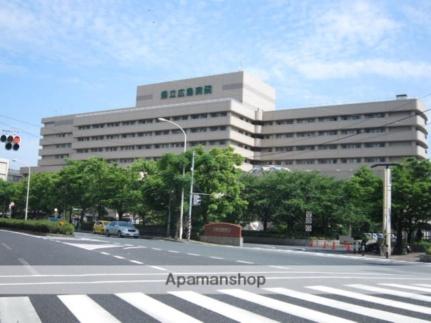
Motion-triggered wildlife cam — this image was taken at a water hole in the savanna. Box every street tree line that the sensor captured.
[0,147,430,250]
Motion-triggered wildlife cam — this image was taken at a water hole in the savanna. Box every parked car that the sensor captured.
[93,220,111,234]
[105,221,140,238]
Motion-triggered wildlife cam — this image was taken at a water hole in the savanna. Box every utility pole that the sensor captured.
[187,151,195,241]
[371,163,399,258]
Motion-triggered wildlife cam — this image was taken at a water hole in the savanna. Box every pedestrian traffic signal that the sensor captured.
[1,134,20,151]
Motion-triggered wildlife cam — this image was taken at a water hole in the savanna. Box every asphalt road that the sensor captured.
[0,229,430,323]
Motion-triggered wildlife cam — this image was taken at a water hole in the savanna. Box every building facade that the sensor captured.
[37,71,428,177]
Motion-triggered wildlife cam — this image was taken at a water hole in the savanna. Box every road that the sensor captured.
[0,229,430,322]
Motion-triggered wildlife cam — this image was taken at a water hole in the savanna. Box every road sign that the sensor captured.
[305,224,312,232]
[305,211,312,224]
[192,194,201,206]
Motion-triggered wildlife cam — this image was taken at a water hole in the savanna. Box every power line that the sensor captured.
[0,114,40,128]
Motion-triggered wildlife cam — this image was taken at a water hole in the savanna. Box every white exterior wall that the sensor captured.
[37,72,428,177]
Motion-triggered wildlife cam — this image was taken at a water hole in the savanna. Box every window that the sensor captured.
[341,129,361,134]
[341,115,361,120]
[364,142,385,148]
[296,118,315,124]
[318,116,337,122]
[195,87,203,95]
[318,144,337,150]
[318,159,338,164]
[364,112,385,119]
[341,143,361,149]
[161,91,168,99]
[318,130,338,136]
[296,159,315,165]
[186,88,193,96]
[204,85,212,94]
[365,128,385,133]
[296,132,316,137]
[365,157,386,162]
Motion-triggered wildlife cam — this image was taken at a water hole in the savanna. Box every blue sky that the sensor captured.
[0,0,430,167]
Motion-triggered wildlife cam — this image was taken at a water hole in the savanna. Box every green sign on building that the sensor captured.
[161,85,212,100]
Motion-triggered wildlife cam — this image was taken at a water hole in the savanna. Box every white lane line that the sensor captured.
[417,284,431,287]
[0,297,41,323]
[380,283,431,293]
[220,289,353,323]
[170,291,277,323]
[124,244,133,247]
[151,247,162,251]
[149,265,167,271]
[236,260,254,264]
[268,265,289,270]
[269,287,428,323]
[168,250,179,253]
[113,255,125,260]
[349,284,431,302]
[62,242,122,250]
[116,292,202,323]
[129,260,144,264]
[100,252,111,256]
[187,253,200,256]
[17,258,39,275]
[124,246,147,250]
[58,294,121,323]
[307,285,431,315]
[1,242,12,250]
[209,256,224,260]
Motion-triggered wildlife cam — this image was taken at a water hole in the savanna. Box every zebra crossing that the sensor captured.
[0,283,430,322]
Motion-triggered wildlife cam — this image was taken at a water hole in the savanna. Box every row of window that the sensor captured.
[260,157,387,166]
[75,112,229,130]
[75,140,228,153]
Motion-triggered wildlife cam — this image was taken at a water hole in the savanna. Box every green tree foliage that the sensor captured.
[392,157,431,250]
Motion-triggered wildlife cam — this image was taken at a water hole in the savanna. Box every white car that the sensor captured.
[105,221,140,238]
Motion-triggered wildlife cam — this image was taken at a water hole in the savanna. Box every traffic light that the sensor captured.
[1,134,20,151]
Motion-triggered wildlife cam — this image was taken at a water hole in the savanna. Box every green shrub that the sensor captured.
[426,246,431,256]
[417,240,431,252]
[0,218,74,235]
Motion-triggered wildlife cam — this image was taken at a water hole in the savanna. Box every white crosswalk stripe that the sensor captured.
[380,283,431,293]
[170,290,278,323]
[1,283,430,323]
[0,296,41,323]
[267,287,429,323]
[349,284,431,302]
[307,285,431,315]
[219,289,355,323]
[116,292,202,323]
[58,294,121,323]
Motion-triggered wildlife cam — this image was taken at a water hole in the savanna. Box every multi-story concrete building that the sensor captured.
[37,71,428,177]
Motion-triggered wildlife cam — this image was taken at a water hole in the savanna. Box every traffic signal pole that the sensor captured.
[187,151,195,241]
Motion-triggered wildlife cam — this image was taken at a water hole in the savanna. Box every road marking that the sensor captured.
[149,265,167,271]
[220,289,354,323]
[0,297,41,323]
[17,258,39,275]
[1,242,12,250]
[187,253,200,256]
[307,285,431,315]
[349,284,431,302]
[268,265,289,269]
[170,291,277,322]
[269,287,428,323]
[113,255,125,260]
[168,250,179,253]
[236,260,254,264]
[100,252,111,256]
[380,283,431,293]
[124,246,147,250]
[124,244,133,247]
[117,292,202,323]
[417,283,431,287]
[62,242,122,250]
[58,294,121,323]
[152,247,162,251]
[129,260,144,264]
[209,256,224,260]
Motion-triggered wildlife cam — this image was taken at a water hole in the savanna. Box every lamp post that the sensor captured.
[371,163,399,258]
[12,159,31,221]
[157,117,187,240]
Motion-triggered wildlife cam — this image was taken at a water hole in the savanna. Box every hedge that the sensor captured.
[0,218,74,235]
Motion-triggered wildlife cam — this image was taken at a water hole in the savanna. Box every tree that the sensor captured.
[392,157,431,252]
[0,180,14,215]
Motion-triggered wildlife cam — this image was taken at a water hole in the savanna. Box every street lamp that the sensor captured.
[12,159,31,221]
[371,162,399,258]
[157,117,187,240]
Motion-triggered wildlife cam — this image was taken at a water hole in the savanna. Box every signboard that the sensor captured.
[203,223,242,238]
[193,194,201,206]
[161,85,212,100]
[305,211,312,232]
